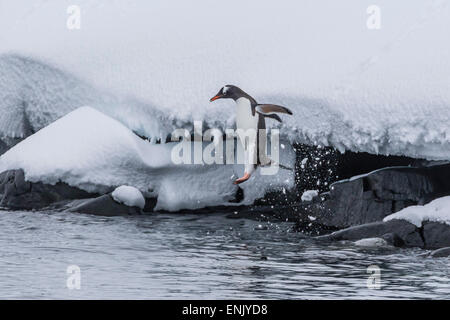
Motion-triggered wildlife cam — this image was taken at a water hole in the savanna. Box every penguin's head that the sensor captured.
[210,85,241,102]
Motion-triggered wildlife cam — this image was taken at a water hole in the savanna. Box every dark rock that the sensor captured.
[317,220,424,248]
[229,187,244,203]
[143,197,157,212]
[0,137,25,156]
[317,179,394,227]
[226,204,300,222]
[66,194,141,216]
[0,169,95,210]
[380,233,405,247]
[290,203,340,236]
[422,222,450,249]
[317,219,450,249]
[291,143,428,200]
[0,139,9,155]
[429,247,450,258]
[304,163,450,229]
[0,169,154,214]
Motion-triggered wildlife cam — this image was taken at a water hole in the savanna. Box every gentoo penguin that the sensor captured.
[210,85,292,184]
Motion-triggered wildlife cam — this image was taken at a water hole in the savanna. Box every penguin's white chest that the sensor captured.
[235,97,258,130]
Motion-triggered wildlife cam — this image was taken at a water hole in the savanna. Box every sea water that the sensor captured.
[0,210,448,299]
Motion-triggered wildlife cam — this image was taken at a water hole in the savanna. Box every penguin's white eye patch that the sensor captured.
[222,86,229,94]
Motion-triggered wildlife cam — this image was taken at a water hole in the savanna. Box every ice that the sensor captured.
[0,1,450,160]
[301,190,318,202]
[384,196,450,227]
[0,107,295,211]
[354,238,388,247]
[112,186,145,209]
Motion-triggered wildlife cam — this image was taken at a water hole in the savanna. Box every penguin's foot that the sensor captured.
[234,173,251,185]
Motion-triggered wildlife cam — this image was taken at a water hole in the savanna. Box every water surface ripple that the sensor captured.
[0,210,448,299]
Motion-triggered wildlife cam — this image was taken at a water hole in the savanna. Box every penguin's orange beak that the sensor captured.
[210,94,222,102]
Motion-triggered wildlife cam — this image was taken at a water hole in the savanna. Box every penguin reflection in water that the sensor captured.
[210,85,293,184]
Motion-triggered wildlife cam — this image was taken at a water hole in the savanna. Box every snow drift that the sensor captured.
[0,54,177,145]
[1,0,450,160]
[0,107,295,211]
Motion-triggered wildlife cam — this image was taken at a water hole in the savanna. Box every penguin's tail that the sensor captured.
[278,163,294,171]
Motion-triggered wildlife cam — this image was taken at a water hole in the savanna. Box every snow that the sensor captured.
[300,158,308,169]
[112,186,145,209]
[354,238,388,247]
[383,196,450,227]
[330,165,414,188]
[0,107,295,211]
[301,190,319,202]
[0,1,450,160]
[0,54,171,142]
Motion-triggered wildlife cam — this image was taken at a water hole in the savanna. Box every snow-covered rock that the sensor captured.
[384,196,450,227]
[112,185,145,209]
[318,219,450,249]
[0,107,294,211]
[354,237,388,247]
[318,220,424,248]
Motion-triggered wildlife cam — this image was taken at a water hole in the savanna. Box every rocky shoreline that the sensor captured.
[223,162,450,253]
[295,163,450,249]
[1,162,450,253]
[0,169,150,215]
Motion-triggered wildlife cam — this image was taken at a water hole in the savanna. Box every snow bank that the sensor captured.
[0,54,173,143]
[0,107,294,211]
[112,186,145,209]
[1,1,450,160]
[384,196,450,227]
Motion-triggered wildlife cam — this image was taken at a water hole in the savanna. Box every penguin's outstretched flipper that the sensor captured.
[255,104,293,122]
